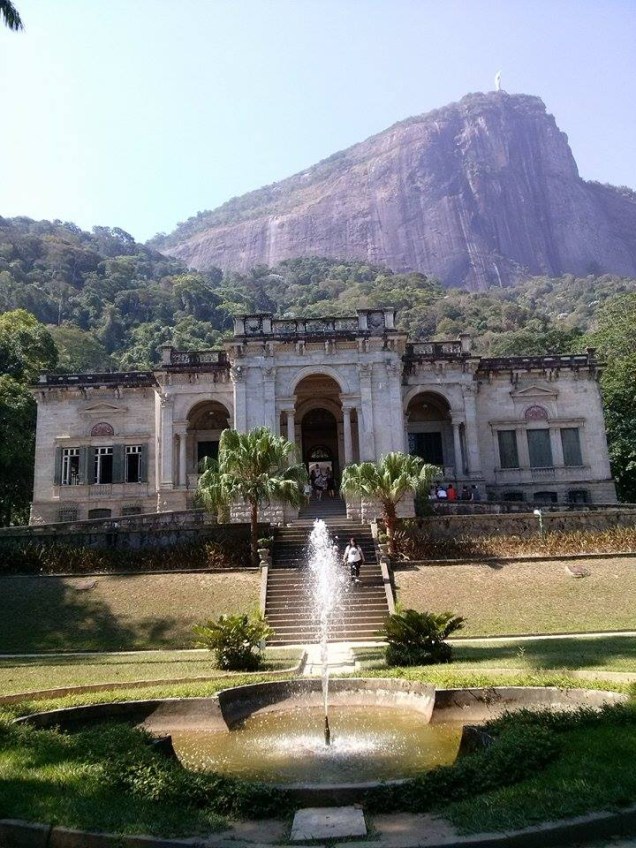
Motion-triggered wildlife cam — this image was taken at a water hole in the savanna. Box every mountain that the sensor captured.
[151,92,636,291]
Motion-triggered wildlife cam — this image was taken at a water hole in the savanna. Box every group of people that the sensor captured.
[308,464,336,500]
[430,483,481,501]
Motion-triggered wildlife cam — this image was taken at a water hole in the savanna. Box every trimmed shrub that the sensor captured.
[384,608,465,666]
[193,613,272,671]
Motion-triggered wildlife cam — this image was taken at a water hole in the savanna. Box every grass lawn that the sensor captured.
[0,648,302,696]
[394,557,636,636]
[444,721,636,834]
[0,572,261,653]
[353,634,636,674]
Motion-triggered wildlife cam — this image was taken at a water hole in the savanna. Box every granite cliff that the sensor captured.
[153,92,636,291]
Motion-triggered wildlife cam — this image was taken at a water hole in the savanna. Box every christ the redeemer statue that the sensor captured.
[495,71,502,92]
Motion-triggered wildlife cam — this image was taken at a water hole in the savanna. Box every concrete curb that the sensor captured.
[393,550,636,567]
[0,567,260,579]
[1,804,636,848]
[0,657,307,706]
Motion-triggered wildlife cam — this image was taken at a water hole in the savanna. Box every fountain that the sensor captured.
[16,517,629,804]
[306,519,348,745]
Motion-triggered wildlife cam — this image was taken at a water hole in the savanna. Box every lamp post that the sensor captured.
[533,508,545,540]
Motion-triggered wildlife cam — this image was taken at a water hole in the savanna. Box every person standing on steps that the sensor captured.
[343,537,365,583]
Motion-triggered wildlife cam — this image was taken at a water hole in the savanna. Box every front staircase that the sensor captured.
[265,498,391,644]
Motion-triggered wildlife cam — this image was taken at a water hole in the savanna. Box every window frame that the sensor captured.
[561,427,583,467]
[125,444,143,483]
[61,448,81,486]
[527,428,553,469]
[497,429,520,469]
[94,446,114,485]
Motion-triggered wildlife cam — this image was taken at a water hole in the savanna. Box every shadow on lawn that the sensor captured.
[455,636,636,671]
[0,576,178,653]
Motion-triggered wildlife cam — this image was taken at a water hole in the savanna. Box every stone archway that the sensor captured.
[283,374,359,480]
[406,391,458,474]
[185,400,231,483]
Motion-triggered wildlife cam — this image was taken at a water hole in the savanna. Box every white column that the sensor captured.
[285,409,296,446]
[452,422,463,477]
[263,366,277,432]
[231,365,248,432]
[462,385,483,478]
[403,413,411,454]
[343,406,353,465]
[178,432,187,486]
[358,363,376,461]
[159,396,174,488]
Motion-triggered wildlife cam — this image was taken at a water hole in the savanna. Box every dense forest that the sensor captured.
[3,216,636,370]
[1,215,636,522]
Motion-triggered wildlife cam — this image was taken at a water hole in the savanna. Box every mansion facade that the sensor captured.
[30,308,616,525]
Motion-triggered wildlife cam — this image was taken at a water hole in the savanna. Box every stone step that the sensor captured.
[269,630,386,645]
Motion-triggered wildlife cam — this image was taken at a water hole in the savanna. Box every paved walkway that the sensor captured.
[201,813,636,847]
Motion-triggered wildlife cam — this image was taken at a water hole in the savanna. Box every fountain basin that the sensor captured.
[16,681,626,805]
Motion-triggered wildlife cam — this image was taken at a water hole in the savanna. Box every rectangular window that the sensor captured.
[497,430,519,469]
[125,445,142,482]
[561,428,583,466]
[94,446,113,484]
[61,448,80,485]
[58,506,79,522]
[527,429,553,468]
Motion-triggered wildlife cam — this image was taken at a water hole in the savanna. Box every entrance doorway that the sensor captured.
[406,392,455,472]
[302,409,339,480]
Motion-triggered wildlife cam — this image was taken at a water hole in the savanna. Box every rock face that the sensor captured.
[154,92,636,290]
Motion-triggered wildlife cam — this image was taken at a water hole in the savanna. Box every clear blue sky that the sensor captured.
[1,0,634,243]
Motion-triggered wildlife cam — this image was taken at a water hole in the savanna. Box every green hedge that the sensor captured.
[0,536,251,574]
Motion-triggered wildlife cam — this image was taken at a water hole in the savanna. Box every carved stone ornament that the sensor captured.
[525,404,549,421]
[90,422,114,437]
[230,365,245,382]
[245,317,263,334]
[368,311,386,332]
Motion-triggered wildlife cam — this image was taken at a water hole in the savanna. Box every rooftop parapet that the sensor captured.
[233,308,397,339]
[159,347,229,369]
[477,349,599,374]
[405,338,469,359]
[36,371,155,388]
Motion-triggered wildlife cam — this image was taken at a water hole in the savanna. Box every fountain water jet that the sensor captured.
[306,519,348,745]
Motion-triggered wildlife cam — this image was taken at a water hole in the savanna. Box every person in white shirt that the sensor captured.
[343,537,365,582]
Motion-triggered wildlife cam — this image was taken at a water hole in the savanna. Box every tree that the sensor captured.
[0,376,35,525]
[197,427,307,567]
[590,294,636,501]
[48,325,112,373]
[0,309,58,381]
[1,0,22,30]
[340,452,440,556]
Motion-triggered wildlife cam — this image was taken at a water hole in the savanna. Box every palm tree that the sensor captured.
[340,452,440,556]
[1,0,23,30]
[197,427,307,567]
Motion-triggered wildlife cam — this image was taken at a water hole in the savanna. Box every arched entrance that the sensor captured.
[302,409,338,477]
[284,373,359,481]
[186,400,230,473]
[406,392,457,473]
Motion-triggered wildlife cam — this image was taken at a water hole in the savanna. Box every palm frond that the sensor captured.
[1,0,23,30]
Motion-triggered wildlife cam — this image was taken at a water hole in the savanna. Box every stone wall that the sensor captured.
[0,509,265,552]
[408,506,636,540]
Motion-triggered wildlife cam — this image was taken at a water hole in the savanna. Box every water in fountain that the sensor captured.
[306,519,348,744]
[164,519,465,784]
